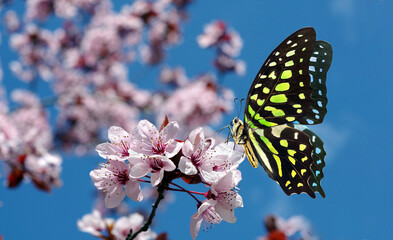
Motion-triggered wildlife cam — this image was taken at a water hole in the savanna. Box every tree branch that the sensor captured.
[126,185,166,240]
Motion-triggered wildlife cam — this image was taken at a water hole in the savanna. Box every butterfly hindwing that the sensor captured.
[301,41,333,124]
[289,124,326,197]
[246,124,318,198]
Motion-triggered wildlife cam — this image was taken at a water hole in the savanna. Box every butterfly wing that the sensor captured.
[246,124,320,198]
[289,124,326,197]
[244,27,333,128]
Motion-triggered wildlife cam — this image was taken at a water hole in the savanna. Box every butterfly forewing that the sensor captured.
[247,125,318,198]
[245,27,317,128]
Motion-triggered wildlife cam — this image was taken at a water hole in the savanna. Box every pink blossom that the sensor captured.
[159,66,188,87]
[197,20,243,57]
[211,142,245,175]
[214,54,246,75]
[4,10,20,32]
[161,74,234,129]
[129,154,176,186]
[276,215,314,240]
[209,170,243,223]
[130,119,183,158]
[90,160,143,208]
[112,213,157,240]
[96,126,132,161]
[77,210,114,237]
[190,199,222,240]
[179,127,222,183]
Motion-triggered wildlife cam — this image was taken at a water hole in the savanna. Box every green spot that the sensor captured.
[301,156,308,162]
[250,94,258,100]
[297,109,302,114]
[301,169,307,175]
[261,136,279,155]
[302,47,306,51]
[299,144,307,151]
[281,70,292,79]
[297,183,304,187]
[269,62,277,67]
[263,87,270,94]
[293,104,301,108]
[258,118,277,127]
[272,109,285,117]
[255,83,262,88]
[291,170,296,178]
[286,117,295,122]
[275,82,290,91]
[288,156,296,165]
[260,75,267,79]
[257,99,265,106]
[264,106,275,111]
[273,155,282,177]
[286,50,296,57]
[248,105,255,117]
[280,140,288,147]
[285,60,294,67]
[299,82,304,87]
[300,58,303,62]
[270,94,288,103]
[285,181,291,187]
[299,70,303,75]
[268,71,276,79]
[288,149,296,156]
[299,93,305,99]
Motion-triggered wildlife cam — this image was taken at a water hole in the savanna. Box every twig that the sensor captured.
[126,185,166,240]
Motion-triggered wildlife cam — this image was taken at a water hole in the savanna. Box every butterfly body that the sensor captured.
[230,27,332,198]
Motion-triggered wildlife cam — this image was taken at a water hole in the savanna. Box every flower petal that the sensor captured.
[137,120,158,139]
[161,121,179,142]
[179,157,197,175]
[150,170,164,187]
[165,140,183,158]
[105,185,126,208]
[130,163,150,178]
[108,126,129,144]
[125,180,143,202]
[190,212,203,240]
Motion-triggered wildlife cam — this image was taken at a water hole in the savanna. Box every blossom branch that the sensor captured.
[126,185,166,240]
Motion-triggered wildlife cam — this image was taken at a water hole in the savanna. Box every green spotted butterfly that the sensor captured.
[230,27,332,198]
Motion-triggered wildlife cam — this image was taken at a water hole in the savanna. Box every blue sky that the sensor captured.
[1,0,393,239]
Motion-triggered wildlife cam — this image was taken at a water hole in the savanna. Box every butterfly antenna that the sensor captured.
[216,125,230,134]
[233,97,239,116]
[238,98,245,118]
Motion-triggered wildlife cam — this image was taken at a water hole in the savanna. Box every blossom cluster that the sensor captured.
[0,0,244,191]
[78,210,157,240]
[197,20,246,75]
[89,119,244,239]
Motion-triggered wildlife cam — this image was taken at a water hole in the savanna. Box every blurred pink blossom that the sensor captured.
[190,199,222,240]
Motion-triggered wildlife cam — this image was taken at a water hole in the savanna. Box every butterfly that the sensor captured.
[230,27,332,198]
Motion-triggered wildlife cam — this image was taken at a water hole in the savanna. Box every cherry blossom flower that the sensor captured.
[112,213,157,240]
[211,142,245,175]
[190,199,222,240]
[96,126,132,161]
[130,119,183,158]
[208,170,243,223]
[90,160,143,208]
[77,210,114,237]
[179,127,222,183]
[130,154,176,186]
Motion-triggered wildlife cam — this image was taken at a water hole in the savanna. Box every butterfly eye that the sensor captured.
[234,118,239,124]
